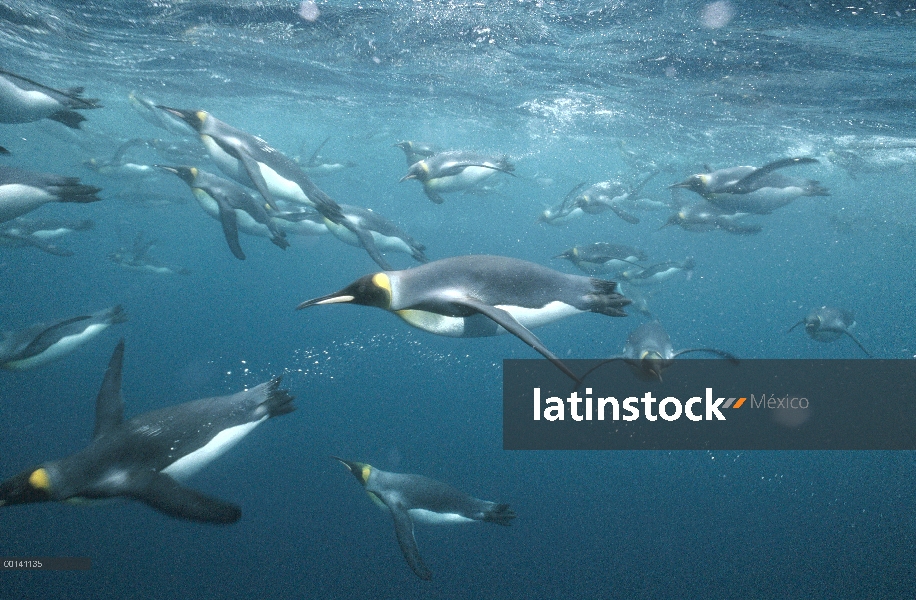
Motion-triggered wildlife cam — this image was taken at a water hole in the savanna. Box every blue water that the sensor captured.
[2,1,915,597]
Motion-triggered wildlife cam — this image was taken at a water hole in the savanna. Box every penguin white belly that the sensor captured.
[278,217,327,237]
[325,221,412,254]
[427,166,496,192]
[162,417,266,480]
[409,508,474,525]
[395,309,468,336]
[497,301,582,330]
[0,185,54,222]
[31,227,72,240]
[0,83,58,122]
[543,207,584,225]
[201,136,248,183]
[3,323,109,370]
[257,163,312,204]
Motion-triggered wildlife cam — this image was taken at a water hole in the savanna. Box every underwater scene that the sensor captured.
[1,0,915,597]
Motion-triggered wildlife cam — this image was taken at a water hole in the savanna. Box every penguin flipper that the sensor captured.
[48,110,87,130]
[787,320,806,334]
[579,357,625,383]
[843,331,872,357]
[93,339,125,439]
[423,187,445,204]
[215,198,246,260]
[673,348,740,365]
[124,470,241,524]
[731,157,819,193]
[452,297,581,385]
[386,501,432,580]
[16,315,93,359]
[608,204,640,225]
[350,225,394,270]
[238,151,280,211]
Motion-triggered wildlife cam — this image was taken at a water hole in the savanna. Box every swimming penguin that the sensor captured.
[158,165,288,260]
[788,306,871,357]
[297,255,631,383]
[0,340,295,524]
[109,233,191,276]
[0,166,102,224]
[661,202,762,235]
[0,305,127,371]
[539,173,657,226]
[393,140,439,166]
[320,204,428,267]
[619,258,695,288]
[0,217,94,256]
[553,243,648,276]
[128,92,195,136]
[0,68,101,129]
[155,106,387,264]
[671,157,828,214]
[332,456,515,580]
[400,151,515,204]
[296,137,357,177]
[584,321,738,381]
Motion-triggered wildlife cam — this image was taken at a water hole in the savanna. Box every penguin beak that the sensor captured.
[398,173,416,182]
[668,181,690,189]
[154,164,179,175]
[330,456,370,484]
[0,469,52,507]
[296,293,355,309]
[155,105,199,126]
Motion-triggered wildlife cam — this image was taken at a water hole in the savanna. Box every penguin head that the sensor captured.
[804,314,822,335]
[0,467,55,507]
[553,248,578,263]
[296,273,392,311]
[669,174,707,194]
[400,161,430,183]
[331,456,372,486]
[637,350,667,381]
[155,165,198,185]
[155,106,208,132]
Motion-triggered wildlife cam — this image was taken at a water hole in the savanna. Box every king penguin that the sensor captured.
[0,217,94,256]
[0,166,102,224]
[553,243,648,276]
[788,306,871,357]
[584,321,738,382]
[0,305,127,371]
[661,202,762,235]
[155,106,388,266]
[0,340,295,523]
[671,157,828,214]
[332,456,515,580]
[321,203,428,267]
[399,151,515,204]
[157,165,288,260]
[0,68,101,129]
[297,255,631,383]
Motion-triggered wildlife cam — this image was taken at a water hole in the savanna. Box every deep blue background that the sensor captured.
[1,1,915,598]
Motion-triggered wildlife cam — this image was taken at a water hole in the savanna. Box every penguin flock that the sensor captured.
[0,63,878,582]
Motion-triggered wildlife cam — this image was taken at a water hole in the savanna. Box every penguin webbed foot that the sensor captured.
[483,503,516,526]
[586,279,631,317]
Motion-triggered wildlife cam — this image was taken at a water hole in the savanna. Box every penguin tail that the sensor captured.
[48,110,87,130]
[108,305,129,325]
[805,181,830,196]
[262,376,296,418]
[482,503,516,526]
[55,180,103,204]
[497,156,515,172]
[586,279,631,317]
